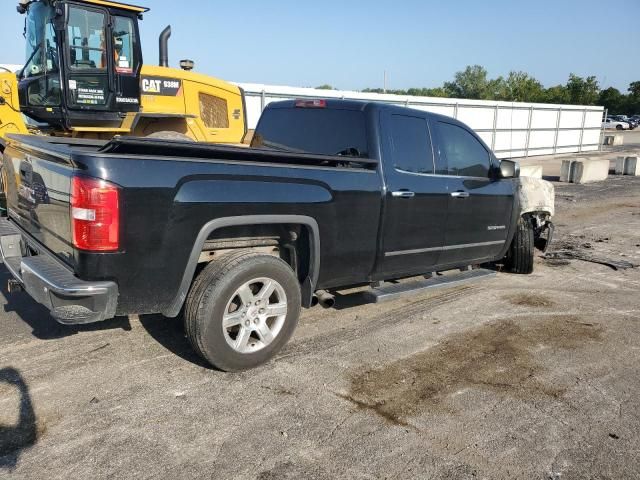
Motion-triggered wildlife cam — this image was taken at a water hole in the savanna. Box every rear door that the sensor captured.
[377,112,448,277]
[433,120,513,266]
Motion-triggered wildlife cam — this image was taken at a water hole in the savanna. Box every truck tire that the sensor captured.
[615,124,623,131]
[184,251,301,371]
[504,216,534,274]
[146,131,195,142]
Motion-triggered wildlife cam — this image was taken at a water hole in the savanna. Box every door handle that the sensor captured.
[391,190,415,198]
[450,191,470,198]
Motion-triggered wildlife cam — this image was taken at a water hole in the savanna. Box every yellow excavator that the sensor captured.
[0,0,247,144]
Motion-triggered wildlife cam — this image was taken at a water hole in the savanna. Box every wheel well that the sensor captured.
[198,223,313,286]
[164,216,320,317]
[132,117,194,139]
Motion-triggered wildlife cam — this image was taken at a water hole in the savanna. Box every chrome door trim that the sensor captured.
[385,240,504,257]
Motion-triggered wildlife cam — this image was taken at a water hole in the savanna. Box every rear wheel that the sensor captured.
[184,251,301,371]
[146,131,195,142]
[504,216,534,274]
[616,124,623,131]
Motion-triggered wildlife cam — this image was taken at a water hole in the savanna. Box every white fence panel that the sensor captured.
[237,82,605,159]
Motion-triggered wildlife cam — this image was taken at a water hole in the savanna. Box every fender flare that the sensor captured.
[163,215,320,317]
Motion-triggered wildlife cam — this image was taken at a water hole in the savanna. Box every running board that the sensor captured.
[363,268,496,304]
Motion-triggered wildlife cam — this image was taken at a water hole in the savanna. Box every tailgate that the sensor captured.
[2,137,75,263]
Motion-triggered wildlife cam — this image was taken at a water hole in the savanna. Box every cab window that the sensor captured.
[67,7,107,69]
[252,108,369,157]
[436,122,491,177]
[113,16,136,74]
[388,114,434,174]
[23,2,59,78]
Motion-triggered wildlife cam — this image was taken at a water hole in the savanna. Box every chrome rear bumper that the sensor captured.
[0,218,118,324]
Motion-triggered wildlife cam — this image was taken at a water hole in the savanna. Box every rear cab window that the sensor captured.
[252,106,369,158]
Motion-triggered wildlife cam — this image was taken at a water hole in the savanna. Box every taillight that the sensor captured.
[71,176,120,252]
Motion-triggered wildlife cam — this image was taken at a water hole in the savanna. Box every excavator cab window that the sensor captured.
[112,16,137,74]
[67,7,107,70]
[22,2,61,107]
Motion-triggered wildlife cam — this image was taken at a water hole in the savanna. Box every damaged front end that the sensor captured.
[516,176,555,252]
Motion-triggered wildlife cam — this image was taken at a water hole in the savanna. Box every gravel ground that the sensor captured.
[1,165,639,479]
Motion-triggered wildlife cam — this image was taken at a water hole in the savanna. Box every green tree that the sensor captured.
[486,76,507,100]
[444,65,491,99]
[359,67,639,112]
[497,71,545,102]
[566,74,599,105]
[627,82,640,114]
[406,87,448,97]
[542,85,570,104]
[315,84,336,90]
[598,87,624,114]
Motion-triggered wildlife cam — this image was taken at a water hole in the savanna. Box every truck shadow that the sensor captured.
[138,314,212,369]
[0,266,131,340]
[0,367,37,471]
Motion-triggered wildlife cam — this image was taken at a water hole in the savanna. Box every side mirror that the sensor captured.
[499,159,519,179]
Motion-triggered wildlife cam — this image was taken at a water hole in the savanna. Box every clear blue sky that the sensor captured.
[1,0,638,92]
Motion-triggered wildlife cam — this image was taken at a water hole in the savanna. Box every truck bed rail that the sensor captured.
[99,136,379,169]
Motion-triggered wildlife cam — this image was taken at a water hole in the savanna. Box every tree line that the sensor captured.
[317,65,639,115]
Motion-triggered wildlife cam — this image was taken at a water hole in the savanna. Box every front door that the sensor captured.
[64,4,112,113]
[377,112,449,278]
[433,120,514,266]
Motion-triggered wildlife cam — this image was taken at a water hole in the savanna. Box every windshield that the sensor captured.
[23,2,58,78]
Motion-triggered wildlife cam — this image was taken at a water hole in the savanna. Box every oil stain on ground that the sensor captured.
[342,316,602,426]
[506,293,555,307]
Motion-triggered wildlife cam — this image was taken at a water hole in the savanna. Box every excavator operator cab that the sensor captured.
[17,0,146,130]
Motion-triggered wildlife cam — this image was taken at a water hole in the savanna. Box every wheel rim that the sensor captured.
[221,277,288,354]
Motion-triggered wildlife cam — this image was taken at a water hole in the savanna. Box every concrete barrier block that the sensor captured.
[604,135,624,146]
[624,156,639,176]
[572,159,610,184]
[560,159,574,182]
[615,156,627,175]
[520,165,543,178]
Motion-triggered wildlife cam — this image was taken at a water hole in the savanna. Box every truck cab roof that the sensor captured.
[263,98,469,127]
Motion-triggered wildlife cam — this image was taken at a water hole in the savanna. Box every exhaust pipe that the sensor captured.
[159,25,171,67]
[315,290,335,309]
[7,279,23,293]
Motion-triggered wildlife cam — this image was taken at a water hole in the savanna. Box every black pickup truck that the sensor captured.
[0,99,554,370]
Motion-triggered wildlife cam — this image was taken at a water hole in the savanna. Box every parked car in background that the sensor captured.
[603,118,630,130]
[612,115,638,130]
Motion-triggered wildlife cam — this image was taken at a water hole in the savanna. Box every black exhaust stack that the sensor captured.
[159,25,171,67]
